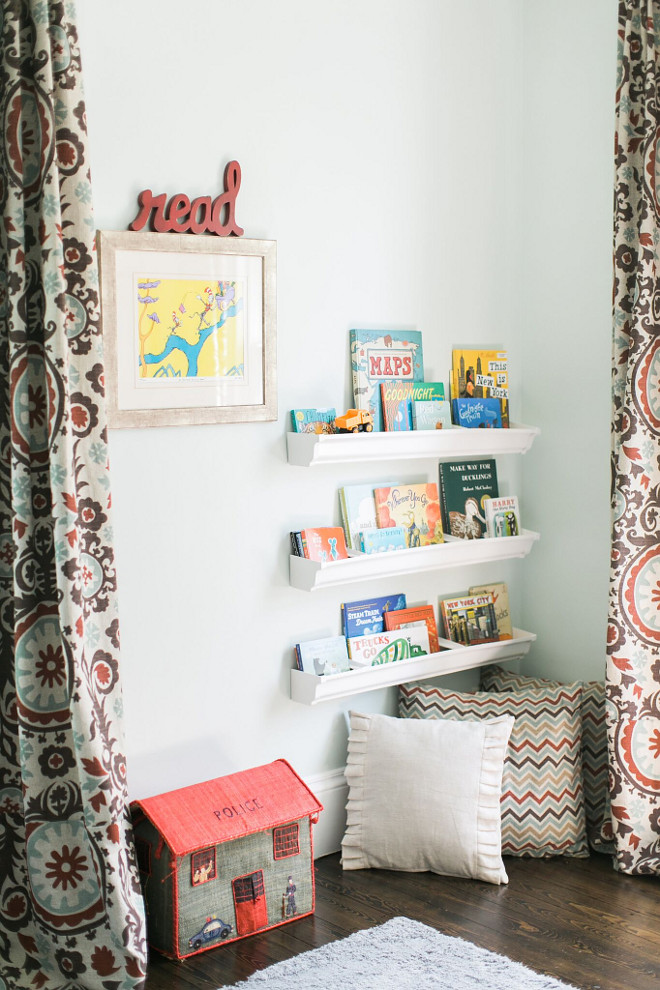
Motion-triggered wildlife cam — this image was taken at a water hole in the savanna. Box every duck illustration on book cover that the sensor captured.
[373,483,443,547]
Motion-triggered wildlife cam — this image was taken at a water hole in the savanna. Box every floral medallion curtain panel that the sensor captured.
[0,2,147,985]
[609,0,660,875]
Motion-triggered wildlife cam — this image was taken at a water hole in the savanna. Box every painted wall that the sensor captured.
[76,0,614,801]
[519,0,617,682]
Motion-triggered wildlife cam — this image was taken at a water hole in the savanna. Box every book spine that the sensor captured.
[338,488,351,550]
[300,531,309,558]
[294,645,302,671]
[438,465,450,535]
[290,531,304,556]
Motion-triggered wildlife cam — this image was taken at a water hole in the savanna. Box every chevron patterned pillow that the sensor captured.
[479,666,613,854]
[398,682,589,858]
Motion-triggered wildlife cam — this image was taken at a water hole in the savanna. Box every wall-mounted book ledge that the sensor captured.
[290,628,537,705]
[286,424,540,467]
[289,530,540,592]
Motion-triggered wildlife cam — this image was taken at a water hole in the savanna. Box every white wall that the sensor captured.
[519,0,617,682]
[76,0,614,802]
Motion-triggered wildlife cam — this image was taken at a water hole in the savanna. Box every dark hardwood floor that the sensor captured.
[145,852,660,990]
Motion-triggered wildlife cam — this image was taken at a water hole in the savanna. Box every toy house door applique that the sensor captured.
[232,870,267,935]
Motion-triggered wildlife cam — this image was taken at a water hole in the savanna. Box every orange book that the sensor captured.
[384,605,441,654]
[373,483,443,547]
[300,527,348,562]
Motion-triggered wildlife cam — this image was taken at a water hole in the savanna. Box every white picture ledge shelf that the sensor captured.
[290,628,537,705]
[286,424,540,467]
[289,530,540,592]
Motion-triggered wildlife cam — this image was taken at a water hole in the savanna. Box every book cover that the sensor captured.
[339,482,394,551]
[350,329,424,431]
[341,593,407,639]
[347,625,430,667]
[359,527,407,554]
[451,348,509,426]
[437,459,499,539]
[468,582,512,639]
[300,526,349,562]
[384,604,441,653]
[439,593,500,645]
[290,408,337,434]
[411,399,452,431]
[295,635,351,676]
[484,495,520,538]
[380,381,445,431]
[374,482,444,547]
[451,397,503,429]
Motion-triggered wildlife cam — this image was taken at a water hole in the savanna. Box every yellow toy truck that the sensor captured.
[334,409,374,433]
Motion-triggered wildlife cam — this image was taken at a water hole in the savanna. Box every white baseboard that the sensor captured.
[305,767,347,859]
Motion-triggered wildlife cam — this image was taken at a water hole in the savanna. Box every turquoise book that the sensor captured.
[412,399,452,431]
[350,329,424,431]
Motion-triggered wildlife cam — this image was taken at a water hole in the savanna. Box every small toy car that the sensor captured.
[188,916,233,950]
[334,409,374,433]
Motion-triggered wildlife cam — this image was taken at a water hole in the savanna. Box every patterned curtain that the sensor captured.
[608,0,660,875]
[0,2,147,985]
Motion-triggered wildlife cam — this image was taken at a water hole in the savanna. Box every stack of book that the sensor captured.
[339,481,444,553]
[449,347,509,427]
[293,582,513,675]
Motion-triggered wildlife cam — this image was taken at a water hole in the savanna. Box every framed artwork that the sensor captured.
[97,231,277,428]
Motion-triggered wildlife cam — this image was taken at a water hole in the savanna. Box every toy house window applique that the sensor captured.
[191,847,217,886]
[136,838,152,876]
[273,823,300,860]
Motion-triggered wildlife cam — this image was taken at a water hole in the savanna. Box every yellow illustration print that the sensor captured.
[135,276,245,381]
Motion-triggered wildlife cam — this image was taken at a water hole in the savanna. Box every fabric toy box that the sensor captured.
[131,759,323,960]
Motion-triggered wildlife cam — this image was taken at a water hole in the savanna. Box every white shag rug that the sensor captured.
[220,916,579,989]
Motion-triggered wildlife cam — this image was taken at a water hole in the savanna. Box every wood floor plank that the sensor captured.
[145,852,660,990]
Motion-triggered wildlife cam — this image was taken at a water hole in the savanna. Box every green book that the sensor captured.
[438,458,499,539]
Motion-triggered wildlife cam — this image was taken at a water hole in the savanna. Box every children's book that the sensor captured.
[380,381,445,431]
[350,329,424,431]
[295,636,351,676]
[347,625,430,667]
[439,593,500,645]
[437,459,499,539]
[374,482,443,547]
[341,593,407,639]
[290,408,337,434]
[411,399,452,431]
[289,531,304,556]
[359,527,407,554]
[451,397,503,429]
[384,604,441,653]
[338,482,394,551]
[468,582,512,639]
[484,496,520,538]
[300,527,349,562]
[451,348,509,426]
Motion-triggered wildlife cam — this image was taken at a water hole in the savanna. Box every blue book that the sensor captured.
[296,635,351,676]
[359,527,407,554]
[350,330,424,431]
[411,399,452,431]
[341,593,407,638]
[291,408,336,434]
[339,481,395,551]
[451,397,503,429]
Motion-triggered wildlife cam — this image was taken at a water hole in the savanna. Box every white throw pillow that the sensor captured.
[341,710,514,885]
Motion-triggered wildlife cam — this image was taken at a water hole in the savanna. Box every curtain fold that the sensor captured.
[608,0,660,874]
[0,1,147,984]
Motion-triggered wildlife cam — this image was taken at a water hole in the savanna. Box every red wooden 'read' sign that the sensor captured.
[129,160,244,237]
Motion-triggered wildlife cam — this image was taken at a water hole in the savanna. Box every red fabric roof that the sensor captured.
[131,759,323,855]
